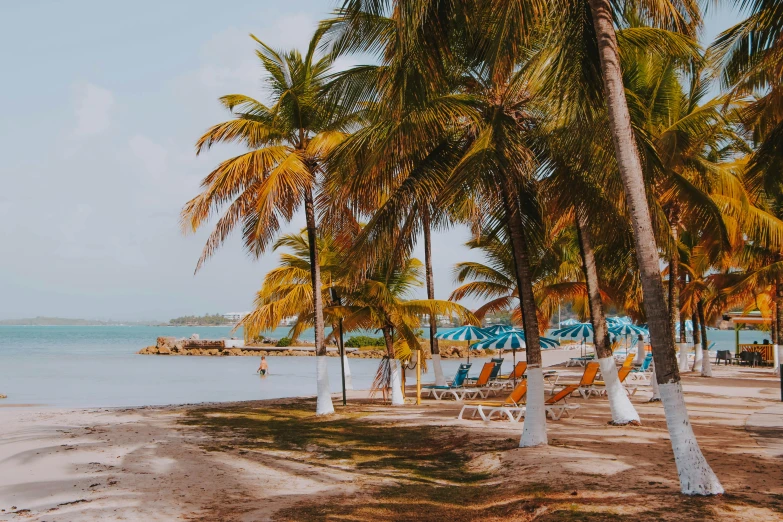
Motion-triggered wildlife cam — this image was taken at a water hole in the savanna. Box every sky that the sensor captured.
[0,1,741,321]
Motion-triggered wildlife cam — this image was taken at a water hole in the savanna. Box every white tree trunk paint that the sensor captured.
[773,345,780,375]
[598,356,640,424]
[432,354,447,387]
[634,342,646,365]
[678,343,690,372]
[692,343,703,372]
[390,359,405,406]
[316,356,335,416]
[659,382,724,495]
[649,367,661,401]
[342,354,353,390]
[700,350,713,377]
[519,367,547,447]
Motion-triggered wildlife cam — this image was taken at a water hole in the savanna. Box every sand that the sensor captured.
[1,362,782,521]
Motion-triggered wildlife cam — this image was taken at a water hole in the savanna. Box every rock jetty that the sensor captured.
[138,337,496,359]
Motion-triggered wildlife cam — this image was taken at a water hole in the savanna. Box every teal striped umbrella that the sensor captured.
[551,322,593,339]
[559,318,580,326]
[435,325,491,363]
[608,323,648,336]
[484,325,516,335]
[435,325,492,341]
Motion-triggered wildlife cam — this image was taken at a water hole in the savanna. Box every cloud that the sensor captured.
[72,83,114,138]
[129,134,168,176]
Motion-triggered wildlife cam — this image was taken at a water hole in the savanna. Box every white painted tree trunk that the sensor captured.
[773,345,780,375]
[700,350,713,377]
[390,359,405,406]
[634,341,646,365]
[519,367,547,447]
[432,354,447,387]
[316,356,335,416]
[659,382,724,495]
[342,355,353,390]
[678,343,690,372]
[598,356,640,424]
[692,343,703,372]
[649,366,661,402]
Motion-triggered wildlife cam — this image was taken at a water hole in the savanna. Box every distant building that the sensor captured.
[222,312,249,322]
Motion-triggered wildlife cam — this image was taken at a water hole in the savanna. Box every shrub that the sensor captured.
[276,337,292,347]
[345,335,385,348]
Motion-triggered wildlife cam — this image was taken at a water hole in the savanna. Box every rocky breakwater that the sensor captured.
[139,337,254,356]
[139,337,497,359]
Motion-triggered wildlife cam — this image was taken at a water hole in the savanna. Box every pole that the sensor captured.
[735,323,740,356]
[416,351,421,405]
[339,317,346,407]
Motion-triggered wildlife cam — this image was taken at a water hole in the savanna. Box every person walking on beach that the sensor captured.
[257,356,268,376]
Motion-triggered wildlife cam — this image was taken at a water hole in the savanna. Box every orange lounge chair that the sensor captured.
[552,362,600,399]
[545,384,581,420]
[458,380,528,422]
[589,366,638,396]
[434,362,494,400]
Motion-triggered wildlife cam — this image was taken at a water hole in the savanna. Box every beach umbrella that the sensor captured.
[551,322,593,357]
[551,322,593,339]
[608,323,648,336]
[484,325,516,335]
[435,325,492,363]
[674,320,694,333]
[607,316,633,325]
[559,318,580,327]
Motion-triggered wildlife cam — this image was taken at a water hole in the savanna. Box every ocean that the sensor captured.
[0,325,765,408]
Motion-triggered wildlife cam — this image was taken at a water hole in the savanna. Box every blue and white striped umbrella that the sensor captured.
[551,322,593,339]
[675,320,694,333]
[607,316,632,325]
[484,325,516,335]
[608,323,648,336]
[434,325,492,342]
[473,331,561,350]
[559,318,580,326]
[473,331,527,350]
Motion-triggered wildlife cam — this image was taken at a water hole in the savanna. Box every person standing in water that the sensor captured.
[257,356,268,376]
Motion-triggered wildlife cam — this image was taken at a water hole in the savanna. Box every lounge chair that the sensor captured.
[589,367,639,396]
[458,380,528,422]
[552,362,600,398]
[422,364,471,399]
[627,353,653,384]
[431,362,497,400]
[566,354,595,367]
[621,353,635,368]
[545,384,581,420]
[496,361,527,386]
[468,358,503,385]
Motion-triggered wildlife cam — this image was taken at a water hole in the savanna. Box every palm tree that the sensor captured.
[339,252,478,405]
[181,29,349,416]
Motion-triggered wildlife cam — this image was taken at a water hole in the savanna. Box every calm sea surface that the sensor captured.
[0,325,765,408]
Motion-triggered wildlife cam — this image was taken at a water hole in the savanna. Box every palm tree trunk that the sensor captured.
[587,0,722,494]
[691,308,702,371]
[698,299,712,377]
[500,181,546,447]
[382,326,404,406]
[575,209,640,425]
[304,188,334,416]
[422,206,446,386]
[775,280,783,374]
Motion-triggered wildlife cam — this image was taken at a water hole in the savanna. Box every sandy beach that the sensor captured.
[1,359,782,521]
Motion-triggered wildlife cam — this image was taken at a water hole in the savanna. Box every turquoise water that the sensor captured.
[0,325,764,408]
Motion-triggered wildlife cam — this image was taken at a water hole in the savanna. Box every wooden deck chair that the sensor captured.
[545,384,581,420]
[458,380,528,422]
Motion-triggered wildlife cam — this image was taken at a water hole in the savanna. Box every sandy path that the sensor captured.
[0,406,356,521]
